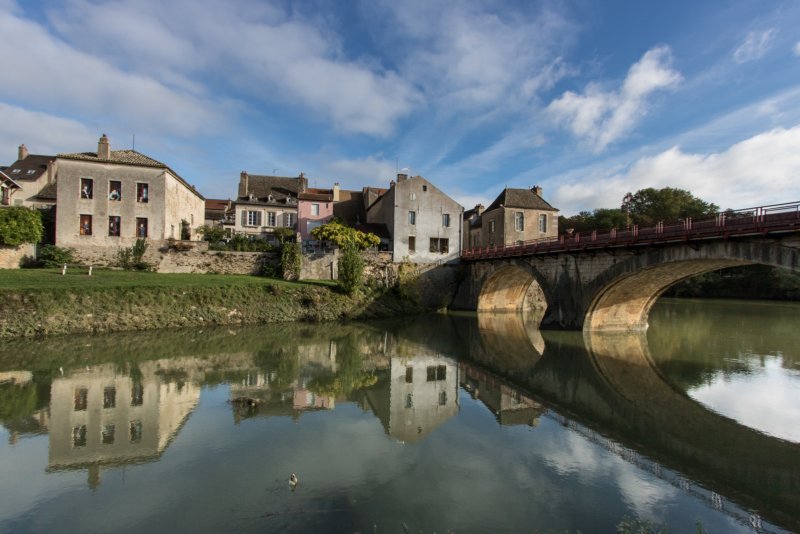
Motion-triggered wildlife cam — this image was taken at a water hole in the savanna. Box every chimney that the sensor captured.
[298,172,308,192]
[396,173,408,182]
[18,144,28,161]
[475,204,485,216]
[240,171,249,198]
[47,160,55,184]
[532,185,543,197]
[97,134,110,159]
[333,182,340,202]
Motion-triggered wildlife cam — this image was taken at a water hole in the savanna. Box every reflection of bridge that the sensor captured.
[453,202,800,330]
[449,312,800,532]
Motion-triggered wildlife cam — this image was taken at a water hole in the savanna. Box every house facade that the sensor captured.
[1,144,57,208]
[475,186,558,248]
[55,135,204,255]
[298,184,337,240]
[367,174,463,263]
[462,204,485,251]
[231,171,306,241]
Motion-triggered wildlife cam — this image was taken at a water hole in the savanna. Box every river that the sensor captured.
[0,298,798,533]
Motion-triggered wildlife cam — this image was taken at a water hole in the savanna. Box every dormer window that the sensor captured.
[249,193,256,201]
[11,169,20,174]
[26,169,35,175]
[267,194,274,202]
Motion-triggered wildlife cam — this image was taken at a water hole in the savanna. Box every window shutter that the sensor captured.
[241,210,247,226]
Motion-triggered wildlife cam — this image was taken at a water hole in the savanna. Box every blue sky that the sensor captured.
[1,0,799,215]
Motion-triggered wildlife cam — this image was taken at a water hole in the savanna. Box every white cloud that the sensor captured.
[733,29,776,63]
[0,103,96,159]
[551,125,800,214]
[794,41,800,57]
[323,155,396,189]
[547,46,682,152]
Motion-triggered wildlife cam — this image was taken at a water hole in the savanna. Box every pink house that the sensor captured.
[298,184,338,240]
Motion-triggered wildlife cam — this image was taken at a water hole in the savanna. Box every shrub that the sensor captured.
[338,244,364,294]
[260,262,277,278]
[0,207,43,246]
[280,242,301,280]
[36,245,76,268]
[117,238,152,270]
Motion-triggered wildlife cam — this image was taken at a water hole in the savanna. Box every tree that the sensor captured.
[197,225,226,243]
[559,208,627,233]
[280,242,301,280]
[621,187,719,226]
[310,219,380,250]
[0,207,43,246]
[338,244,364,294]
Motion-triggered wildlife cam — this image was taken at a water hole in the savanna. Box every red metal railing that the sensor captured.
[461,201,800,261]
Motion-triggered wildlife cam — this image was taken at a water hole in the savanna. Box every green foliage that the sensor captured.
[197,224,227,243]
[0,383,38,422]
[0,207,43,246]
[253,345,298,388]
[560,208,628,233]
[35,245,76,268]
[213,233,275,252]
[280,242,301,280]
[338,244,364,294]
[621,187,719,226]
[616,516,668,534]
[307,333,377,397]
[311,219,380,250]
[260,262,278,278]
[273,227,296,244]
[117,239,151,271]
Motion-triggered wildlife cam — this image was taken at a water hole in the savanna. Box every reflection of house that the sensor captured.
[47,362,199,489]
[459,362,545,427]
[364,356,459,443]
[473,187,558,248]
[55,134,205,252]
[1,144,57,208]
[232,171,307,241]
[366,174,463,263]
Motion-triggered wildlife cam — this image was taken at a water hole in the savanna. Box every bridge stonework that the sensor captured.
[452,236,800,331]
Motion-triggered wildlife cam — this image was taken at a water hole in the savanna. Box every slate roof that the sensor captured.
[35,182,58,200]
[239,174,305,201]
[0,170,21,189]
[484,188,558,213]
[3,154,54,182]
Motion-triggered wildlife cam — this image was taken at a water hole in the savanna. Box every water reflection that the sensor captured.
[0,306,798,532]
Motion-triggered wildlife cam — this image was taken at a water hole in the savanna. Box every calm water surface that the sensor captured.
[0,298,798,533]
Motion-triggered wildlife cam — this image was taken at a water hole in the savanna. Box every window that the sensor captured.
[429,238,449,254]
[408,236,415,253]
[131,383,144,406]
[439,391,447,406]
[108,181,121,201]
[26,169,35,175]
[422,185,427,192]
[246,210,262,226]
[311,203,320,216]
[130,421,143,443]
[137,183,149,203]
[72,425,87,447]
[11,169,20,174]
[80,178,93,199]
[108,216,121,237]
[538,214,547,233]
[136,217,148,238]
[103,387,116,409]
[408,211,416,225]
[426,365,447,381]
[410,192,416,201]
[267,212,277,227]
[284,213,295,228]
[515,212,524,231]
[74,388,88,411]
[442,213,450,227]
[79,214,92,236]
[405,393,413,409]
[101,424,115,445]
[489,220,495,233]
[405,366,413,383]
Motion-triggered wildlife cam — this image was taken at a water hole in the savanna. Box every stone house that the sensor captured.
[462,204,485,251]
[1,144,57,208]
[366,174,463,263]
[204,198,234,233]
[55,134,205,258]
[475,186,558,248]
[232,171,307,241]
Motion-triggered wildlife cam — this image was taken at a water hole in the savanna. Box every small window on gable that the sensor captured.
[422,185,427,192]
[442,213,450,227]
[80,178,93,199]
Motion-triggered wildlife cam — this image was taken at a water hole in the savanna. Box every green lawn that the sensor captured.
[0,268,336,291]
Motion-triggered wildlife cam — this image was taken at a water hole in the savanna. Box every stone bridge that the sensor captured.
[453,204,800,331]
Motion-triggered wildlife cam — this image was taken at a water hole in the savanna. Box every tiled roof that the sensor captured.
[485,188,558,213]
[299,192,332,201]
[35,182,58,200]
[205,199,230,211]
[3,154,54,182]
[239,174,305,201]
[58,149,166,168]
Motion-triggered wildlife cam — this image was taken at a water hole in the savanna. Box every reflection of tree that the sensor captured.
[253,345,299,388]
[307,333,376,397]
[0,382,37,422]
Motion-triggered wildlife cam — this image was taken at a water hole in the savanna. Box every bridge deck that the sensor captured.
[462,201,800,261]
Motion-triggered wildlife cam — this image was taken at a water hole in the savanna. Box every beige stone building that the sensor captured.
[474,186,559,249]
[1,144,57,208]
[231,171,307,242]
[55,135,204,257]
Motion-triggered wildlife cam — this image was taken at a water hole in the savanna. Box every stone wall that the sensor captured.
[157,249,277,275]
[0,243,35,269]
[300,250,339,280]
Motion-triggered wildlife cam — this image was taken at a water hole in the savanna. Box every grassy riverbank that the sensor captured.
[0,269,433,338]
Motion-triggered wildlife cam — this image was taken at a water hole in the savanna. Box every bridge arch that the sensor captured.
[585,239,800,331]
[476,262,549,317]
